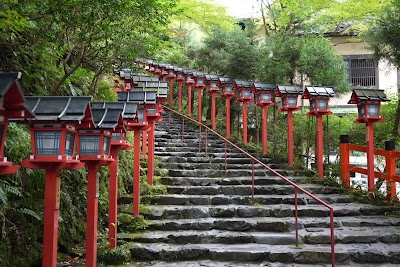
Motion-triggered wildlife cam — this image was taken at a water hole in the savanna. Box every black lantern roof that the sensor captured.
[90,108,124,129]
[218,77,233,85]
[234,80,252,89]
[182,69,195,75]
[348,88,389,104]
[0,72,34,119]
[165,65,175,70]
[117,91,157,104]
[204,74,220,82]
[252,82,276,92]
[25,96,92,122]
[143,81,168,89]
[303,86,335,99]
[191,71,206,78]
[132,76,159,82]
[173,67,184,72]
[90,102,137,120]
[276,85,303,95]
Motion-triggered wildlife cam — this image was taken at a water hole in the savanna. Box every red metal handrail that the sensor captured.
[163,105,336,266]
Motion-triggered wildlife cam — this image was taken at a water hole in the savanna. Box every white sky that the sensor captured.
[216,0,260,18]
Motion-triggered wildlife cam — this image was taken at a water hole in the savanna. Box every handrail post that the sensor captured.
[330,208,336,267]
[295,187,299,247]
[224,141,227,177]
[205,128,208,157]
[251,159,255,205]
[340,134,350,188]
[199,126,202,153]
[182,117,185,142]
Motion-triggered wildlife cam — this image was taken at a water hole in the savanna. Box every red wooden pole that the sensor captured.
[316,115,324,179]
[386,150,396,201]
[262,105,268,155]
[366,122,375,196]
[243,102,248,145]
[162,75,167,82]
[169,78,174,107]
[198,89,203,123]
[287,110,294,167]
[42,168,61,267]
[339,135,350,188]
[211,92,217,130]
[108,149,119,250]
[133,130,141,216]
[147,120,156,186]
[85,163,99,267]
[178,81,183,112]
[226,98,231,139]
[142,131,148,155]
[188,84,193,115]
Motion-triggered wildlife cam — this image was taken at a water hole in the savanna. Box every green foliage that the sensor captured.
[98,244,131,265]
[117,214,148,233]
[366,0,400,69]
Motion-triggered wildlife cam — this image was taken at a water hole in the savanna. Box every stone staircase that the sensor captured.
[119,111,400,266]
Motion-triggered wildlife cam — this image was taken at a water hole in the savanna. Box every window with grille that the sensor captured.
[344,58,378,88]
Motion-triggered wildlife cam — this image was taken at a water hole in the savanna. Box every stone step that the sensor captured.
[161,162,279,170]
[144,216,400,232]
[120,226,400,245]
[127,242,400,264]
[139,194,352,206]
[159,176,305,186]
[165,169,296,178]
[120,230,298,245]
[154,151,250,158]
[118,204,397,220]
[165,184,340,195]
[111,260,400,267]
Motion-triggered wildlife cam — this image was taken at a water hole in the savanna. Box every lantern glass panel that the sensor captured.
[318,99,328,110]
[257,93,262,103]
[197,78,204,84]
[65,132,75,156]
[244,89,251,97]
[288,96,297,107]
[112,133,121,141]
[225,85,232,92]
[103,136,111,155]
[358,105,366,117]
[79,136,100,155]
[262,93,271,102]
[282,97,286,107]
[35,131,61,155]
[169,70,174,76]
[310,99,316,111]
[368,104,379,116]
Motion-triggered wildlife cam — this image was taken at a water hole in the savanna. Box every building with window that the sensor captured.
[325,23,398,108]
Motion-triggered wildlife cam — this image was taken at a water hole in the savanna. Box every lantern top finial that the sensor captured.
[348,88,388,104]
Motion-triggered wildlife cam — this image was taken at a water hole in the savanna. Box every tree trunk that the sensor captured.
[89,68,104,95]
[392,92,400,139]
[50,64,81,95]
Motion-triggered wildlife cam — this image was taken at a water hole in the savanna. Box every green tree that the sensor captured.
[366,0,400,140]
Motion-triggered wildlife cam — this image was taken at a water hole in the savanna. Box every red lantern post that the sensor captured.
[21,96,91,267]
[0,73,34,175]
[167,66,176,107]
[183,69,195,115]
[276,85,303,167]
[205,74,220,130]
[302,86,335,179]
[219,77,234,139]
[234,80,253,145]
[253,82,276,155]
[348,88,388,195]
[174,67,185,112]
[193,72,207,123]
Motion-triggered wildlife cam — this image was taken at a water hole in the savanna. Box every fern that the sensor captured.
[17,208,42,221]
[0,185,8,205]
[4,184,22,197]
